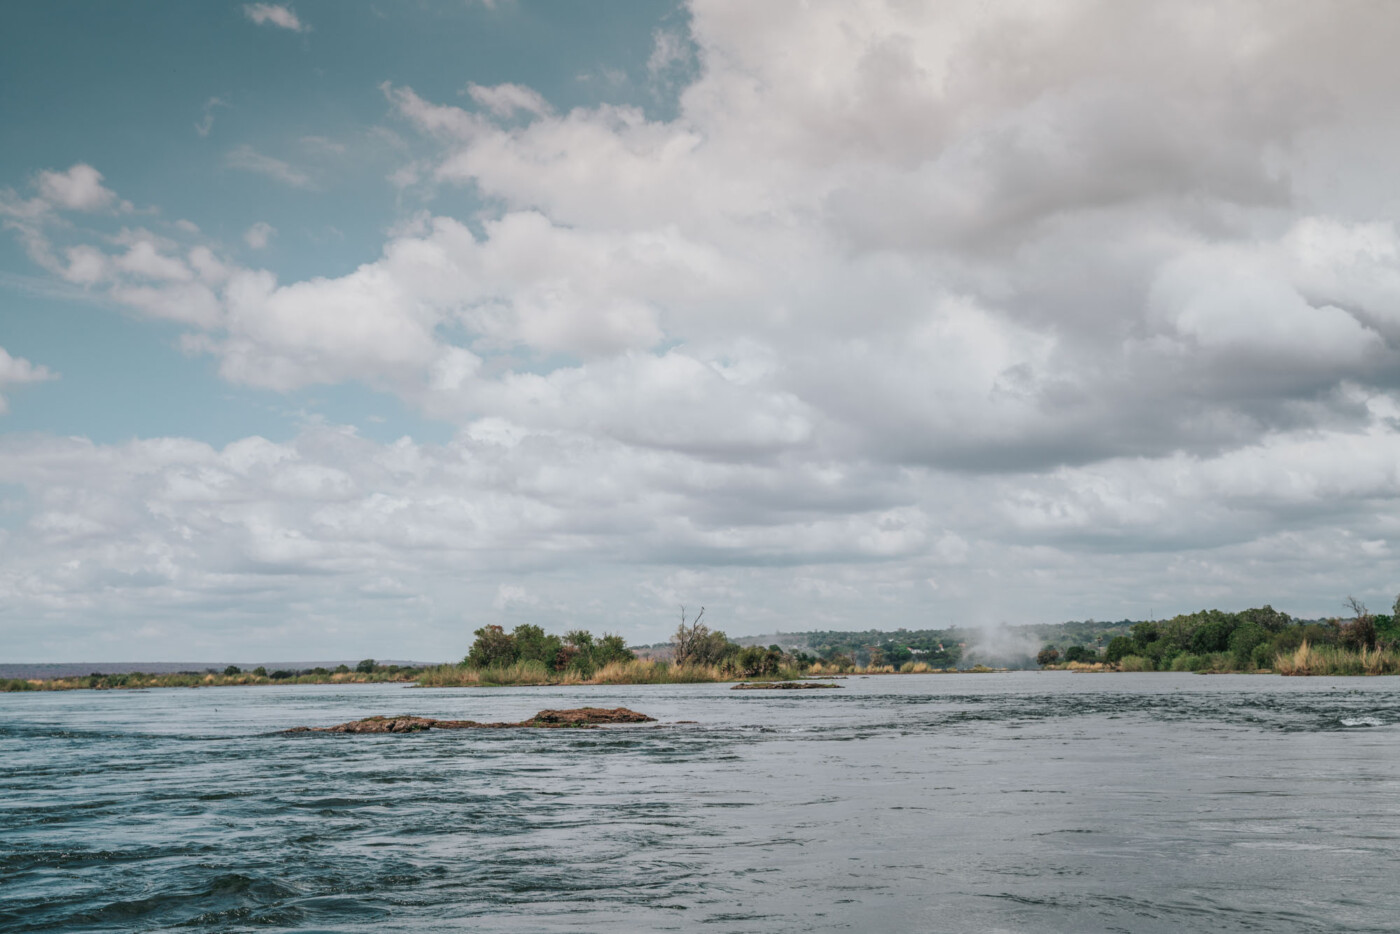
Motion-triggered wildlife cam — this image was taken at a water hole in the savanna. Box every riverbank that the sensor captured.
[1041,641,1400,676]
[1,666,423,692]
[3,660,1009,692]
[11,641,1399,693]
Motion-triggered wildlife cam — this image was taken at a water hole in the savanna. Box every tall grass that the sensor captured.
[416,659,730,687]
[1117,655,1155,672]
[595,660,722,683]
[1275,641,1400,676]
[416,661,555,686]
[806,660,854,675]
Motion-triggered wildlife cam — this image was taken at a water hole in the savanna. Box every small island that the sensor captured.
[285,707,656,734]
[731,681,842,690]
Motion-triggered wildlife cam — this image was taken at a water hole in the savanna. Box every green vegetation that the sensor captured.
[434,614,822,686]
[460,623,637,678]
[16,595,1400,693]
[1036,597,1400,676]
[797,628,961,668]
[1,663,423,692]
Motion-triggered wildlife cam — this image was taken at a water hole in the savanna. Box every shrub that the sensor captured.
[1036,646,1060,666]
[466,625,518,669]
[735,645,781,677]
[1340,615,1378,652]
[1228,623,1269,670]
[1104,636,1134,663]
[1237,605,1292,632]
[595,633,636,666]
[1117,655,1155,672]
[1190,618,1235,654]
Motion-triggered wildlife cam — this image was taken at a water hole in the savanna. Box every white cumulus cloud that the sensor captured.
[243,3,307,32]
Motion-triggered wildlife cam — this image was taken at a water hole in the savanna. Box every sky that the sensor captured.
[2,1,1400,662]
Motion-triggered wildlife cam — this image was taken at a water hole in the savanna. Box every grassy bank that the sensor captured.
[3,659,1008,692]
[420,659,838,687]
[1039,642,1400,676]
[1,667,422,692]
[415,659,1004,687]
[1035,601,1400,676]
[1274,642,1400,676]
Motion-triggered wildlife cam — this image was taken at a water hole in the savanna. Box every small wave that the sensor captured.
[1340,716,1383,727]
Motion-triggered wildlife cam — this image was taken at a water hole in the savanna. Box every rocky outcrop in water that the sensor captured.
[285,707,655,733]
[731,682,842,690]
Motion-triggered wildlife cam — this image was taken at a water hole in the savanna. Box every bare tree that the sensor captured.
[1341,595,1377,651]
[673,605,707,665]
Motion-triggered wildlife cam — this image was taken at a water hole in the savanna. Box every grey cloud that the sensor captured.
[6,1,1400,657]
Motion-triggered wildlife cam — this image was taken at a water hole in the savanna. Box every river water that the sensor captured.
[2,673,1398,933]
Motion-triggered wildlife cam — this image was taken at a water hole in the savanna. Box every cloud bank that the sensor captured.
[4,0,1400,658]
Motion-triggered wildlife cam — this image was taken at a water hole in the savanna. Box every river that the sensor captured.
[3,673,1398,932]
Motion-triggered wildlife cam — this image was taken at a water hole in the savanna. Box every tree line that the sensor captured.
[1036,597,1400,672]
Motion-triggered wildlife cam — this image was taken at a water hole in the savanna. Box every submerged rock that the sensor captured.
[731,682,842,690]
[287,706,655,734]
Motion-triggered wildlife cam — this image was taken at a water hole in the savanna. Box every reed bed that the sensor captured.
[1275,642,1400,676]
[415,659,731,687]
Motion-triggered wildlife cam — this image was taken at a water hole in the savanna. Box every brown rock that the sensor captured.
[731,681,842,690]
[526,707,657,726]
[287,706,655,734]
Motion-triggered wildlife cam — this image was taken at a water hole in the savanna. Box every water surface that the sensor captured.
[3,673,1398,932]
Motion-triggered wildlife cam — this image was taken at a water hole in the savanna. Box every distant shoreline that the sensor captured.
[5,664,1015,693]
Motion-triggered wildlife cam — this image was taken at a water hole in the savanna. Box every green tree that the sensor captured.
[466,625,518,669]
[1130,622,1159,652]
[595,633,635,666]
[1036,646,1060,666]
[356,658,376,674]
[1190,617,1235,654]
[1104,636,1134,663]
[223,665,242,676]
[1238,605,1292,632]
[1063,645,1097,663]
[885,644,913,667]
[735,645,781,677]
[1228,623,1270,669]
[513,624,563,668]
